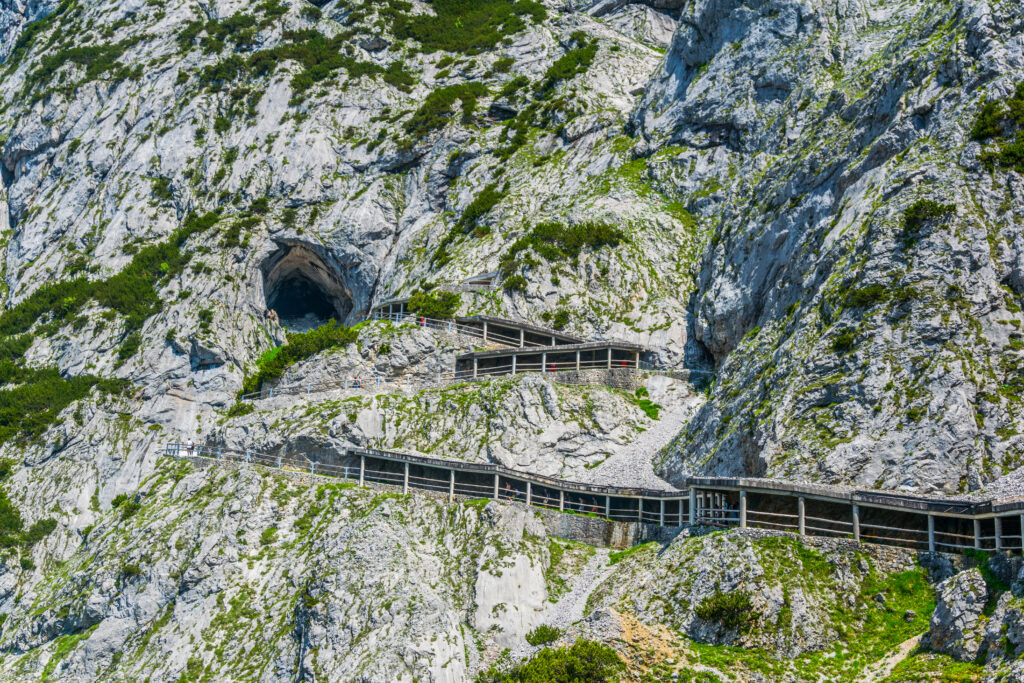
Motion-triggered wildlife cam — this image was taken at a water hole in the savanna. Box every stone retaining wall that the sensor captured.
[553,367,640,391]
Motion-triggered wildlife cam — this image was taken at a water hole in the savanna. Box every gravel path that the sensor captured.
[578,401,698,491]
[509,548,614,661]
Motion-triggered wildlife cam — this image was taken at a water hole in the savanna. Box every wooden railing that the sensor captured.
[165,442,1024,554]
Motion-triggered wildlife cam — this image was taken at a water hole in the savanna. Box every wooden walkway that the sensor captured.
[166,443,1024,554]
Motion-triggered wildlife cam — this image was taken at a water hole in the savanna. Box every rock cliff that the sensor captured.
[0,0,1020,679]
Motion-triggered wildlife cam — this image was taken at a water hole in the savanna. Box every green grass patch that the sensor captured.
[608,541,657,565]
[880,652,985,682]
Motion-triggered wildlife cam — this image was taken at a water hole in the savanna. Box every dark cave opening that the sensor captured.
[267,273,338,321]
[262,242,352,329]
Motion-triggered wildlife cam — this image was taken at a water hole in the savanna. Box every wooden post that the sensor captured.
[798,497,806,537]
[659,499,665,526]
[637,499,643,523]
[689,489,696,525]
[974,519,981,549]
[605,496,611,519]
[448,470,455,503]
[519,328,525,347]
[576,350,580,371]
[559,490,564,512]
[852,505,860,542]
[996,517,1004,552]
[512,354,517,375]
[927,515,936,553]
[473,358,478,379]
[739,491,747,528]
[634,351,639,368]
[493,474,499,499]
[551,335,556,346]
[526,482,532,506]
[403,462,409,495]
[607,347,612,369]
[482,321,488,343]
[359,455,365,487]
[542,352,547,372]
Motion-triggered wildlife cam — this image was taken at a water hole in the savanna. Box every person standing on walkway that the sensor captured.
[185,438,196,456]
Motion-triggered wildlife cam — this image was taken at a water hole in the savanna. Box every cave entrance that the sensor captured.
[262,242,353,331]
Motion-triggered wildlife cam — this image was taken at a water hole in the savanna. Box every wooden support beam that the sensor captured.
[689,489,696,525]
[927,515,935,553]
[359,455,365,487]
[526,482,532,506]
[607,347,612,369]
[798,497,806,537]
[559,490,564,512]
[974,519,981,549]
[660,499,665,527]
[637,500,643,523]
[576,350,581,371]
[852,505,860,542]
[739,491,747,528]
[482,321,488,342]
[605,496,611,519]
[511,354,517,375]
[473,358,478,379]
[542,352,547,372]
[996,517,1004,552]
[403,462,409,495]
[448,470,455,503]
[493,474,499,500]
[519,328,525,347]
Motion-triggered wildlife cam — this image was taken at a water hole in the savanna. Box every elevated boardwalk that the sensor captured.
[456,340,647,378]
[167,442,1024,555]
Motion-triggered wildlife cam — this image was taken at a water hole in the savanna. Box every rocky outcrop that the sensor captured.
[922,568,989,662]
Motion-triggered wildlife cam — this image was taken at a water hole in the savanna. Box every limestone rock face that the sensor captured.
[0,0,1022,678]
[922,569,989,662]
[642,0,1024,493]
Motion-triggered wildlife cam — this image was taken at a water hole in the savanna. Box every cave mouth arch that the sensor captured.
[262,242,353,330]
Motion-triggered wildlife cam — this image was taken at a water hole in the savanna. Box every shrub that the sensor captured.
[20,557,35,571]
[525,624,562,646]
[120,563,143,579]
[477,639,623,683]
[388,0,547,54]
[832,330,856,353]
[0,369,128,444]
[22,518,57,547]
[503,274,527,292]
[457,182,505,231]
[0,209,220,340]
[536,40,597,97]
[846,284,888,308]
[150,177,173,201]
[407,290,461,319]
[404,83,489,137]
[902,200,955,234]
[240,322,358,395]
[493,56,514,73]
[260,526,278,545]
[227,402,255,418]
[500,221,625,279]
[694,590,755,631]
